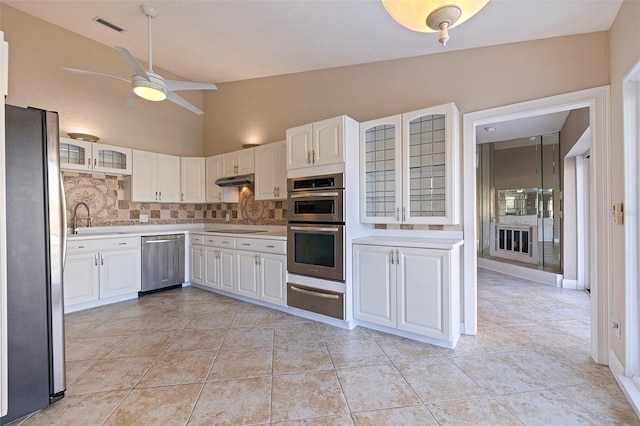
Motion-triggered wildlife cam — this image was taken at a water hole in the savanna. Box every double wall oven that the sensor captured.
[287,173,346,319]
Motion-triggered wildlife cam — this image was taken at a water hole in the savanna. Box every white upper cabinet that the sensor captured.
[129,150,180,202]
[222,148,255,177]
[360,103,460,225]
[60,137,132,175]
[255,141,287,200]
[181,157,205,203]
[286,116,345,170]
[206,155,240,203]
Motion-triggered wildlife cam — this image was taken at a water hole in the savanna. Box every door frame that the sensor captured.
[623,60,639,385]
[462,86,611,364]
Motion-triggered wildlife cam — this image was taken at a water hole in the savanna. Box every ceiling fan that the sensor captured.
[60,5,217,115]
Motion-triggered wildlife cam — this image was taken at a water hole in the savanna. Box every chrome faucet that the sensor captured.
[73,202,91,234]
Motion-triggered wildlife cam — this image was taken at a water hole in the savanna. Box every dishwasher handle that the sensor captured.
[144,239,175,244]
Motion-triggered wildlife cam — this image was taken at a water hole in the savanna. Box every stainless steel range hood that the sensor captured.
[215,174,254,187]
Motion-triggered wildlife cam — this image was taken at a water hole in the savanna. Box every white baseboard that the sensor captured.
[562,279,578,290]
[610,350,640,419]
[478,258,563,286]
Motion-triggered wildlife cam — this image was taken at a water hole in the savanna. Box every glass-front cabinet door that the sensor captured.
[360,115,402,224]
[59,137,92,172]
[401,103,459,224]
[92,143,132,175]
[359,103,460,225]
[60,138,132,175]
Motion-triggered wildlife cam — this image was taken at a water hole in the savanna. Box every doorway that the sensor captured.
[462,86,611,365]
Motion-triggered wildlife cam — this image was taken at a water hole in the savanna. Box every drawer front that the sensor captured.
[236,238,286,254]
[190,234,205,246]
[287,283,344,320]
[67,237,140,253]
[203,235,236,248]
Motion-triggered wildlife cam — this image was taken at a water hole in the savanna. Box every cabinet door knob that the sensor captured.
[396,207,400,222]
[95,254,98,266]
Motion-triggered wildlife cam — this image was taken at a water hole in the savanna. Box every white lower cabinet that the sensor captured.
[190,245,204,285]
[189,233,286,307]
[64,252,100,306]
[64,237,141,309]
[353,242,458,342]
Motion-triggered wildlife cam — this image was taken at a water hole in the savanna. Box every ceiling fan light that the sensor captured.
[382,0,489,39]
[132,74,167,101]
[133,84,167,101]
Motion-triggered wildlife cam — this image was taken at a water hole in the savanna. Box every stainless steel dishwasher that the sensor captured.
[140,234,185,295]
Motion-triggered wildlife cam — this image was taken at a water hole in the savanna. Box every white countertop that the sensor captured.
[353,236,464,250]
[68,224,287,241]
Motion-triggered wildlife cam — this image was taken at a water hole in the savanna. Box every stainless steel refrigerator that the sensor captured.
[2,105,66,423]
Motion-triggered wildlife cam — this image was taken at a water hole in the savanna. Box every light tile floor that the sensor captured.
[11,268,640,425]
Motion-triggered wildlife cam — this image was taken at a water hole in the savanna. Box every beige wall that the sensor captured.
[203,32,610,156]
[609,0,640,366]
[1,5,204,156]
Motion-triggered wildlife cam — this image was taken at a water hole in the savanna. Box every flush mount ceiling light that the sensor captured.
[382,0,490,46]
[67,133,99,142]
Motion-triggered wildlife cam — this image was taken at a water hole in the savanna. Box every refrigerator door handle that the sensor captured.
[60,172,67,270]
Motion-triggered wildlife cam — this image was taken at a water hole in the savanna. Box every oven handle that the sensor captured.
[289,226,340,232]
[289,192,340,199]
[290,285,340,299]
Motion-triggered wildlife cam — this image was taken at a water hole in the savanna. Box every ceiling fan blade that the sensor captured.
[115,46,149,80]
[125,95,140,108]
[166,91,204,115]
[164,80,217,92]
[59,66,131,84]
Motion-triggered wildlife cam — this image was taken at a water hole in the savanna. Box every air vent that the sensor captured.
[92,16,125,33]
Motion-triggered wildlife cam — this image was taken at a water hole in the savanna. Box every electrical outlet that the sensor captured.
[613,203,624,225]
[140,214,149,223]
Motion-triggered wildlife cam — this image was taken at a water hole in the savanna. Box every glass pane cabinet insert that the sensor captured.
[359,103,460,225]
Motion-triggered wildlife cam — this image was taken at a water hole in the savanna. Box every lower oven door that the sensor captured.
[287,223,344,281]
[287,283,344,320]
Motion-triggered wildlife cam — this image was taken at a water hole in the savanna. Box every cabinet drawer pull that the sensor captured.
[402,207,406,222]
[71,245,85,249]
[312,150,315,163]
[396,207,400,222]
[241,243,250,246]
[94,158,97,167]
[307,151,311,164]
[114,242,128,246]
[100,254,104,265]
[222,241,229,244]
[95,254,98,266]
[290,285,339,299]
[87,158,91,167]
[265,245,275,248]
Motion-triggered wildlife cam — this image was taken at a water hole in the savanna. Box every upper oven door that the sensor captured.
[287,189,344,223]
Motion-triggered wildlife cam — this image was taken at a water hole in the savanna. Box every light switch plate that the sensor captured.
[140,214,149,223]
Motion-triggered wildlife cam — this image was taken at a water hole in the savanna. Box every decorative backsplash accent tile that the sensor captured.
[372,223,462,231]
[62,172,287,229]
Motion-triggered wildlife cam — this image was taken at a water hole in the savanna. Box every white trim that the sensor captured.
[477,260,562,287]
[610,350,640,418]
[562,279,578,290]
[462,86,611,365]
[0,32,7,418]
[623,59,640,380]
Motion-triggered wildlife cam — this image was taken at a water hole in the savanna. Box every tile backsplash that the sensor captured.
[62,172,287,229]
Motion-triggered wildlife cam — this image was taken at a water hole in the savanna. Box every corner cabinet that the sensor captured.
[181,157,205,203]
[353,238,462,344]
[286,116,345,170]
[359,103,460,225]
[255,141,287,200]
[60,137,132,175]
